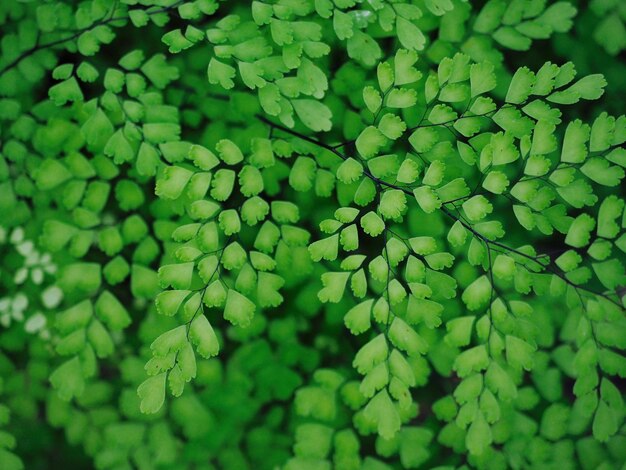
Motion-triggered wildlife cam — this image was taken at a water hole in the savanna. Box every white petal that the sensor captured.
[25,313,46,333]
[10,227,24,244]
[42,286,63,309]
[14,268,28,284]
[32,268,44,285]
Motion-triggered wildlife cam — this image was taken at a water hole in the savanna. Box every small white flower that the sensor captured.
[8,230,57,285]
[0,293,28,327]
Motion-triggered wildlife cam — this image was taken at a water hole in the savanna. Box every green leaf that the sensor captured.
[530,120,557,156]
[592,113,619,152]
[396,17,426,51]
[462,196,493,222]
[138,373,166,414]
[35,159,73,191]
[356,126,387,159]
[318,272,350,303]
[363,389,401,439]
[309,234,339,261]
[363,86,383,114]
[391,154,417,181]
[354,334,388,376]
[379,190,407,220]
[454,345,489,378]
[151,326,187,357]
[87,320,114,358]
[155,290,191,317]
[470,62,496,98]
[465,411,492,456]
[482,171,509,194]
[95,291,131,330]
[580,158,624,186]
[344,300,373,335]
[214,139,243,165]
[360,212,385,237]
[49,77,83,105]
[462,276,491,311]
[493,26,531,51]
[493,255,515,280]
[337,158,364,184]
[409,127,438,153]
[561,120,590,163]
[156,166,194,200]
[413,186,441,213]
[597,195,624,238]
[506,67,535,104]
[389,317,427,356]
[550,74,607,104]
[292,99,332,132]
[224,289,256,327]
[50,357,85,401]
[378,114,406,140]
[505,335,535,371]
[565,214,595,248]
[394,49,422,86]
[428,105,457,125]
[189,314,220,358]
[445,316,475,347]
[207,58,236,89]
[141,54,179,89]
[333,10,354,40]
[386,88,417,108]
[592,400,618,442]
[593,259,626,290]
[347,31,383,66]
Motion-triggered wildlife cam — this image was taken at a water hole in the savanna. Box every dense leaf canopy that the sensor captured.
[0,0,625,469]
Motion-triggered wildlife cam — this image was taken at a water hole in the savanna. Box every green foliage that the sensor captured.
[0,0,625,469]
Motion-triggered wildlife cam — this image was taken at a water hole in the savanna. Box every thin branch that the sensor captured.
[0,1,184,78]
